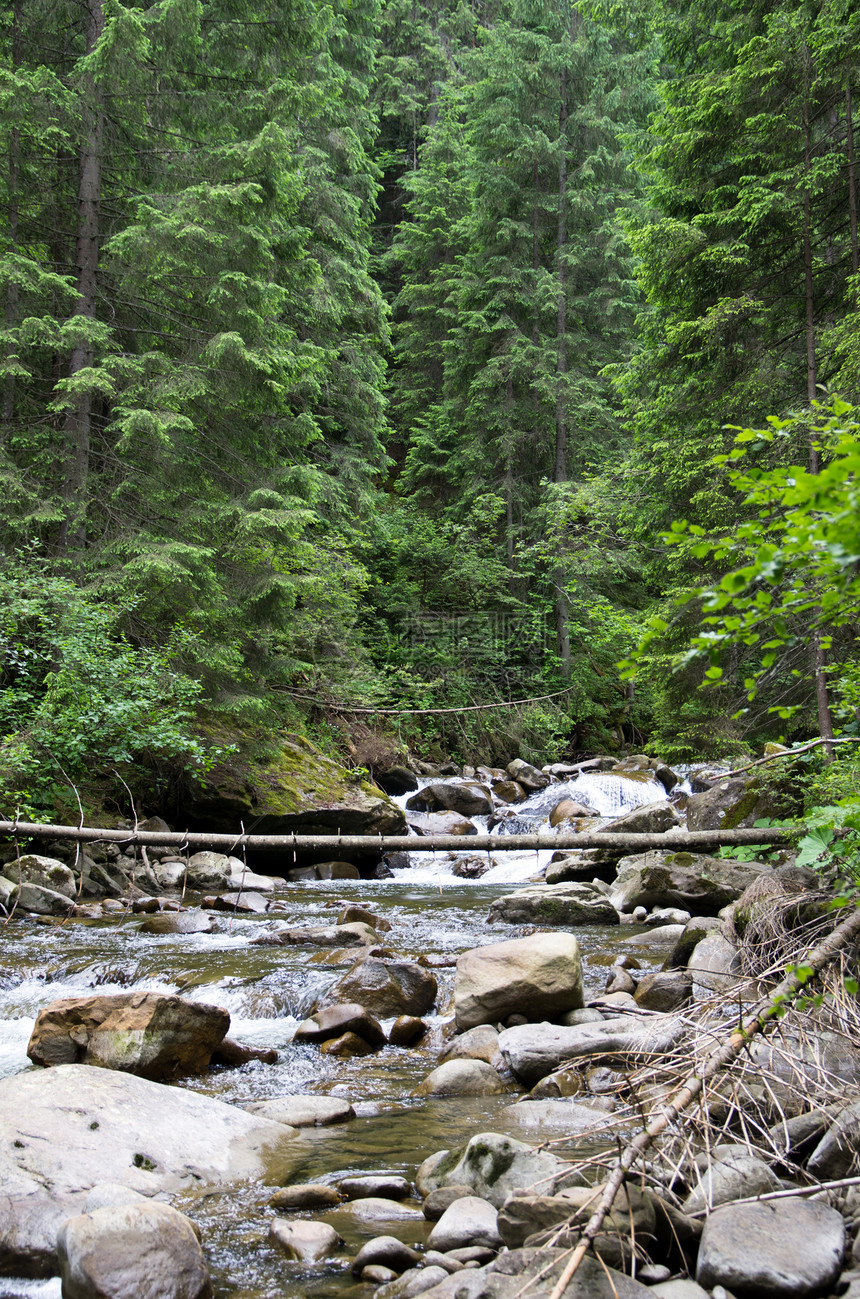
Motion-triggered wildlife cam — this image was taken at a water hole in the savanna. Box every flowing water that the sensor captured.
[0,772,677,1298]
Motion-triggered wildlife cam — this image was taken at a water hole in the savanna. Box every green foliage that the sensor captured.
[0,558,219,819]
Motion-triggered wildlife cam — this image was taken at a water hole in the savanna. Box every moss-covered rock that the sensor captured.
[178,732,406,836]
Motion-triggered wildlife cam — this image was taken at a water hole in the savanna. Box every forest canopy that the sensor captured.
[1,0,859,816]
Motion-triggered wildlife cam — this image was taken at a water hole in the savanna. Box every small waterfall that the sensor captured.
[391,769,668,884]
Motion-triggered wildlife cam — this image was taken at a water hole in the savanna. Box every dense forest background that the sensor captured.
[1,0,859,818]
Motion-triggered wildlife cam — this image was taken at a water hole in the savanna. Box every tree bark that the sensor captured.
[848,84,859,290]
[2,0,22,435]
[554,64,571,671]
[0,820,797,854]
[57,0,105,552]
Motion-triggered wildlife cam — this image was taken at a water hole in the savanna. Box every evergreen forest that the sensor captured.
[2,0,860,820]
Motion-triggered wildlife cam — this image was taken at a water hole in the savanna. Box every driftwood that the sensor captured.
[723,735,860,780]
[0,819,796,855]
[546,900,860,1299]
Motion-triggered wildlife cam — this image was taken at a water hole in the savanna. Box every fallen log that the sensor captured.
[0,819,796,854]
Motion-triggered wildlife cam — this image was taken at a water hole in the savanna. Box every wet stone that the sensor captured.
[351,1236,422,1276]
[319,1031,375,1057]
[269,1184,342,1211]
[338,1176,412,1201]
[245,1095,355,1127]
[388,1015,427,1046]
[423,1185,475,1221]
[268,1218,342,1263]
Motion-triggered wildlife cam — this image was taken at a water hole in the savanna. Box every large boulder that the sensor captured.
[497,1016,686,1086]
[407,811,478,836]
[58,1202,212,1299]
[7,853,77,897]
[498,1181,656,1265]
[178,733,406,836]
[413,1060,508,1098]
[0,1064,305,1204]
[416,1132,583,1208]
[599,801,681,835]
[316,959,437,1017]
[685,777,772,831]
[27,992,230,1080]
[427,1197,502,1251]
[487,884,619,927]
[696,1199,845,1296]
[609,851,770,916]
[454,933,584,1030]
[687,931,745,999]
[407,783,494,818]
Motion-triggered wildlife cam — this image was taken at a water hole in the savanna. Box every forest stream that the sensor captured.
[0,771,679,1299]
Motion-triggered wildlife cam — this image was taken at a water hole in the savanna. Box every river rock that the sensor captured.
[375,1265,451,1297]
[389,1015,427,1045]
[610,851,769,915]
[487,884,619,927]
[634,970,692,1012]
[327,1197,424,1227]
[8,880,76,914]
[138,911,213,935]
[549,799,596,826]
[9,854,77,897]
[687,930,744,997]
[600,801,681,835]
[494,781,526,803]
[227,861,278,891]
[407,783,494,818]
[0,1192,82,1277]
[269,1218,342,1262]
[685,777,768,831]
[454,933,584,1030]
[696,1198,845,1296]
[315,861,361,879]
[183,852,235,889]
[351,1236,422,1275]
[246,1095,354,1126]
[338,904,391,931]
[428,1197,502,1251]
[58,1202,212,1299]
[808,1099,860,1178]
[320,1031,374,1057]
[413,1248,653,1298]
[253,921,377,947]
[338,1175,412,1201]
[270,1183,342,1210]
[293,1003,387,1047]
[178,734,406,836]
[506,759,550,790]
[414,1060,508,1097]
[441,1024,500,1066]
[204,891,268,913]
[498,1181,656,1264]
[317,958,437,1017]
[497,1015,686,1086]
[407,811,478,836]
[27,991,230,1079]
[664,916,723,967]
[210,1037,278,1067]
[416,1132,583,1208]
[423,1186,475,1220]
[682,1153,781,1214]
[0,1065,304,1203]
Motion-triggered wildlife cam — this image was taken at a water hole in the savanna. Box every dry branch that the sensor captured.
[547,901,860,1299]
[0,819,796,855]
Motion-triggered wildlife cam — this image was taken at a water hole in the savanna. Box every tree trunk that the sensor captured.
[3,0,22,434]
[554,64,571,671]
[848,84,858,287]
[57,0,105,552]
[814,631,836,762]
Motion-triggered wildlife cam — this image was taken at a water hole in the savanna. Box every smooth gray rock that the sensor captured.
[610,851,768,915]
[414,1060,507,1098]
[246,1094,354,1127]
[428,1197,502,1251]
[351,1235,422,1276]
[498,1015,686,1086]
[487,884,619,928]
[688,931,745,998]
[411,1249,654,1298]
[454,933,584,1031]
[58,1202,212,1299]
[376,1267,452,1298]
[0,1193,83,1277]
[415,1132,583,1209]
[634,970,692,1011]
[682,1153,781,1214]
[808,1099,860,1179]
[0,1065,305,1202]
[268,1217,342,1262]
[441,1025,501,1066]
[601,801,680,835]
[269,1184,342,1210]
[9,854,77,897]
[338,1175,411,1201]
[696,1199,845,1296]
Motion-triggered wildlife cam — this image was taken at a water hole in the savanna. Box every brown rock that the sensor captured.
[269,1184,342,1211]
[388,1015,427,1046]
[27,993,229,1080]
[317,959,437,1017]
[294,1003,386,1049]
[319,1032,374,1057]
[58,1202,212,1299]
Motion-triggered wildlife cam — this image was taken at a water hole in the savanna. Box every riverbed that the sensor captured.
[0,772,678,1297]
